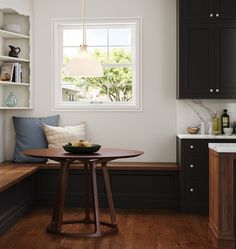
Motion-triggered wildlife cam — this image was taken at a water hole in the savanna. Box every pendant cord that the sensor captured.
[82,0,86,46]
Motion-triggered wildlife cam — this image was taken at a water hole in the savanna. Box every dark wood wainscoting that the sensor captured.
[34,168,179,209]
[0,176,34,236]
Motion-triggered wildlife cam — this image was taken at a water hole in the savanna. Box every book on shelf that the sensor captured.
[0,63,14,81]
[0,62,22,83]
[12,63,22,83]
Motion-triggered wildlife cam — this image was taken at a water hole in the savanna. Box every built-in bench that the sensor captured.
[0,161,179,236]
[0,162,42,192]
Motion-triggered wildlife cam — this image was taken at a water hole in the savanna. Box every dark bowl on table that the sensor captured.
[63,144,101,154]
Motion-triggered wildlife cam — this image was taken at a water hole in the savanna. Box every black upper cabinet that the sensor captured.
[217,0,236,20]
[181,0,213,21]
[215,23,236,94]
[181,0,236,21]
[178,0,236,99]
[180,24,214,97]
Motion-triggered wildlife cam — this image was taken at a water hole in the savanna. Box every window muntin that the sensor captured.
[52,18,141,111]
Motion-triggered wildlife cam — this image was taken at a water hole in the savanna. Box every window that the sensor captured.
[52,18,142,111]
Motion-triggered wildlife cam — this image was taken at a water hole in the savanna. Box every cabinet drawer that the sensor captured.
[182,157,208,177]
[183,179,208,202]
[183,140,209,155]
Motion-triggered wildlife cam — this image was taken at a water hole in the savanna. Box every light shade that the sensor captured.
[64,45,103,77]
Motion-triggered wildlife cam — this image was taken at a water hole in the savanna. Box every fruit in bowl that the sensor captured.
[70,140,92,147]
[63,140,101,154]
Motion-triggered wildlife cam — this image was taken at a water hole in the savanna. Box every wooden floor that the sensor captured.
[0,208,212,249]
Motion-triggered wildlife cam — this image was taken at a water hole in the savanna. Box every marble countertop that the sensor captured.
[177,134,236,139]
[209,143,236,153]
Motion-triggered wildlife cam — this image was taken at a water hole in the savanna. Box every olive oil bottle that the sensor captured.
[221,109,230,134]
[212,111,220,134]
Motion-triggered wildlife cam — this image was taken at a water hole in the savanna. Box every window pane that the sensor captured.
[63,29,82,46]
[94,67,133,102]
[62,81,82,101]
[86,28,107,46]
[87,47,108,64]
[63,47,80,63]
[61,67,133,102]
[109,28,131,46]
[109,47,132,64]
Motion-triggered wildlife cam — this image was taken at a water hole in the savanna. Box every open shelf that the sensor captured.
[0,55,29,62]
[0,81,30,86]
[0,29,29,39]
[0,7,32,110]
[0,107,31,110]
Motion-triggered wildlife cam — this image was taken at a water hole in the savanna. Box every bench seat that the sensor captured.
[0,162,42,192]
[0,161,179,192]
[44,161,179,171]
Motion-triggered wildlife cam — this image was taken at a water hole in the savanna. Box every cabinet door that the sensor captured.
[217,0,236,20]
[215,23,236,96]
[179,24,214,98]
[179,0,213,21]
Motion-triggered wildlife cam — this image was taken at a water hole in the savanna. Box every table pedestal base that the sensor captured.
[47,219,118,238]
[48,160,118,238]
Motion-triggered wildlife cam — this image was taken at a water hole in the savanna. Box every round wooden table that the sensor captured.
[23,147,143,238]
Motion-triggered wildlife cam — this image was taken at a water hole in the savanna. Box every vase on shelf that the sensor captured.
[6,92,17,107]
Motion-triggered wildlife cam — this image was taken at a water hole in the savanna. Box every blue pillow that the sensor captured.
[13,115,60,162]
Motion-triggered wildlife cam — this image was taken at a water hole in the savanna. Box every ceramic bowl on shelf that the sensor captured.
[223,128,233,136]
[186,127,200,134]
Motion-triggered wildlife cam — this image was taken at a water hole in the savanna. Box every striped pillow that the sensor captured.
[43,122,86,149]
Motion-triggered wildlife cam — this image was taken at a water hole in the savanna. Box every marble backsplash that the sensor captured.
[177,99,236,134]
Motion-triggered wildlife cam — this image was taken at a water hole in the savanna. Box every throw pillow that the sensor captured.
[13,115,60,162]
[43,122,86,149]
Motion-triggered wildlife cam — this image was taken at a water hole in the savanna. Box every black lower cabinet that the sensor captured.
[177,137,236,213]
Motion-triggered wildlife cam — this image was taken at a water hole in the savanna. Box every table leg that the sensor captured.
[83,162,91,222]
[101,162,117,228]
[47,161,70,233]
[90,161,101,235]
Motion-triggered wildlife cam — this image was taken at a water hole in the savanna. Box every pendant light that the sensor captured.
[64,0,103,77]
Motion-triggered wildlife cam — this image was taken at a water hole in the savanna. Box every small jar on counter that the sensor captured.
[200,122,205,135]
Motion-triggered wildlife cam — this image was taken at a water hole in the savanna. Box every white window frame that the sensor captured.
[51,17,142,111]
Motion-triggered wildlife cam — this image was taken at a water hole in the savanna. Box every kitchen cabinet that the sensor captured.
[0,2,32,109]
[177,0,236,99]
[181,0,236,21]
[177,136,236,212]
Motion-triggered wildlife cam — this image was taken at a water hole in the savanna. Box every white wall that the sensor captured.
[4,0,177,162]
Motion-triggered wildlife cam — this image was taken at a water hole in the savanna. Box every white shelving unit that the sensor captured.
[0,8,31,109]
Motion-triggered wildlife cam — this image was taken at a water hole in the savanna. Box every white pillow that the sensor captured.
[43,122,86,149]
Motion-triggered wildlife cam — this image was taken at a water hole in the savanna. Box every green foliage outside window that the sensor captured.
[62,48,133,102]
